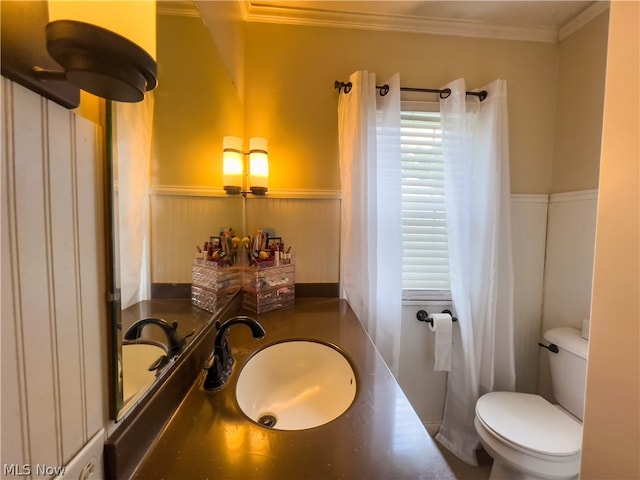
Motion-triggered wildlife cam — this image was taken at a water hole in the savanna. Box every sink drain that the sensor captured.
[257,413,278,428]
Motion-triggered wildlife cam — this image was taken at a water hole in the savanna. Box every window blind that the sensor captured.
[401,109,451,297]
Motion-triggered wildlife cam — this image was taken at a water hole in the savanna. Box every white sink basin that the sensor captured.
[235,340,357,430]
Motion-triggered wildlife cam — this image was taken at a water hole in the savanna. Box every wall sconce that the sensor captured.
[222,136,269,196]
[0,1,157,108]
[43,1,157,102]
[223,136,244,195]
[249,137,269,195]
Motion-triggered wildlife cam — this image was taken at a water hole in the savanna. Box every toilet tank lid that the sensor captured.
[544,327,588,359]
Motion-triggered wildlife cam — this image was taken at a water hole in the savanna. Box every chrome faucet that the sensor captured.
[124,317,194,357]
[203,315,266,391]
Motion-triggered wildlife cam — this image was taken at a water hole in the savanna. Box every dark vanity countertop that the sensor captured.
[133,299,455,480]
[132,298,455,480]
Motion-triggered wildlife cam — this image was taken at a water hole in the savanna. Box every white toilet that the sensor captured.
[475,327,588,480]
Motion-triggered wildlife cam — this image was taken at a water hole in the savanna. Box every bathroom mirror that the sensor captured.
[106,0,608,423]
[108,1,245,420]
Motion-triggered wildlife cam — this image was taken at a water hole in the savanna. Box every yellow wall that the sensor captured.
[48,0,156,59]
[244,23,559,193]
[152,13,244,188]
[75,91,105,126]
[551,12,609,193]
[195,0,246,103]
[582,1,640,477]
[155,11,608,196]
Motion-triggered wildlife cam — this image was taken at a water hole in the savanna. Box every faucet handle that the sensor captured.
[148,354,170,372]
[203,351,226,391]
[180,328,196,343]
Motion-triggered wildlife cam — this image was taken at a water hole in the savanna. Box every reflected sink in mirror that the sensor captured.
[121,343,170,407]
[235,340,357,430]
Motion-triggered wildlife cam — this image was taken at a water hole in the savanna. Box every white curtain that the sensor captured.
[337,71,403,374]
[114,94,155,309]
[435,78,515,465]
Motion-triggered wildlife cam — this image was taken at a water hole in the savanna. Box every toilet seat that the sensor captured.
[476,392,583,457]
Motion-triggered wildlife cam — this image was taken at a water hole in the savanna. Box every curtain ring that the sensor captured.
[439,88,452,99]
[377,84,390,96]
[334,81,353,94]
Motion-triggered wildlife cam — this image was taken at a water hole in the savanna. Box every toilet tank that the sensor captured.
[543,327,589,421]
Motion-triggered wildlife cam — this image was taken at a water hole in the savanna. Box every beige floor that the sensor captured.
[431,438,493,479]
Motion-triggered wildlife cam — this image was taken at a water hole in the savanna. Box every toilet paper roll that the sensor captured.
[429,313,453,372]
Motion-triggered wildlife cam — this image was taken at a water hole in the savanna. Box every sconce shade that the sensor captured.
[44,1,157,103]
[44,20,157,102]
[249,137,269,195]
[223,136,244,195]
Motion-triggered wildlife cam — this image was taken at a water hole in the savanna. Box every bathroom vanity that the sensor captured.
[106,298,455,479]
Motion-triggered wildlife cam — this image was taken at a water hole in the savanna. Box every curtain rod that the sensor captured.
[334,80,488,102]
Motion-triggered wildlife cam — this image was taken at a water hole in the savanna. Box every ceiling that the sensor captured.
[240,0,609,43]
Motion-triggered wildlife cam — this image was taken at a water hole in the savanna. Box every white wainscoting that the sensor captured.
[150,194,243,283]
[399,302,451,434]
[150,190,341,284]
[1,79,106,476]
[511,194,549,394]
[397,194,549,431]
[538,189,598,400]
[542,190,598,332]
[245,197,340,283]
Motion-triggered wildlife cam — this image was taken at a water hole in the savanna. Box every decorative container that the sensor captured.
[191,261,241,313]
[242,263,295,313]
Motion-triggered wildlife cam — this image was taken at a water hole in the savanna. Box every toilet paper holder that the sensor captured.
[416,309,458,327]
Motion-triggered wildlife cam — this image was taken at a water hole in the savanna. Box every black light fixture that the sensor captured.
[39,20,157,103]
[0,1,157,108]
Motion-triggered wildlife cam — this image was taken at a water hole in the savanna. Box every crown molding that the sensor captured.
[558,1,609,42]
[243,2,560,43]
[165,1,609,43]
[157,1,200,18]
[238,0,252,19]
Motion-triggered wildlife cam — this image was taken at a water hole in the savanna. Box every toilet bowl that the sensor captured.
[475,392,582,479]
[475,327,588,480]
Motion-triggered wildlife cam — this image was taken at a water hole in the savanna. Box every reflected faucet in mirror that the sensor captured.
[204,316,266,391]
[124,317,195,358]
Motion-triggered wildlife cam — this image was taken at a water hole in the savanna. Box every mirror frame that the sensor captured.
[105,100,122,419]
